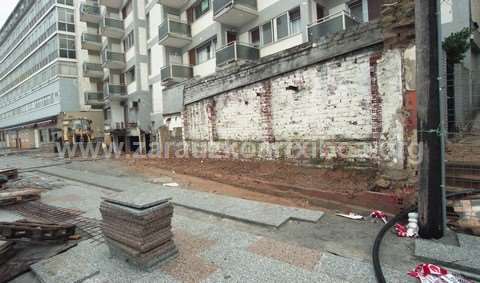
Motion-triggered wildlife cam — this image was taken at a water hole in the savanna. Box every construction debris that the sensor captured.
[0,168,18,180]
[448,197,480,236]
[100,197,177,269]
[0,175,7,190]
[0,220,76,244]
[336,212,364,220]
[0,189,41,206]
[408,263,473,283]
[0,240,14,265]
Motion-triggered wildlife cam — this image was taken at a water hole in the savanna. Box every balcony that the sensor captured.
[213,0,258,27]
[472,30,480,52]
[160,64,193,86]
[83,63,104,79]
[80,3,101,23]
[308,10,360,42]
[99,0,122,9]
[158,17,191,48]
[102,50,125,70]
[81,33,102,51]
[157,0,189,9]
[109,121,137,131]
[104,84,127,101]
[85,92,104,107]
[100,17,124,39]
[216,42,259,67]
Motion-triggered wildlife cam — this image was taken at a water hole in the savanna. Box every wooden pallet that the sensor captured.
[0,189,41,206]
[0,220,76,243]
[0,168,18,180]
[0,241,14,265]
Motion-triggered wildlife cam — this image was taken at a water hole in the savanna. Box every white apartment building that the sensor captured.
[150,0,381,141]
[0,0,103,149]
[80,0,153,152]
[0,0,380,150]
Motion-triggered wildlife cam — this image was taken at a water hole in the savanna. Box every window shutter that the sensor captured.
[189,49,196,65]
[187,8,194,24]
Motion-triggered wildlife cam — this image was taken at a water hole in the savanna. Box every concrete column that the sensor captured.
[300,0,313,42]
[362,0,369,22]
[34,129,40,148]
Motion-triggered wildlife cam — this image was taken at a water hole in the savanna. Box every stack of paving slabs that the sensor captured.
[100,194,177,269]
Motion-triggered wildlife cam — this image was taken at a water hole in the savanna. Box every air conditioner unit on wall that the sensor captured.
[128,101,139,109]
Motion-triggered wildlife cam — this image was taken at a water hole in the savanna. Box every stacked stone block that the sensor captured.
[100,197,177,268]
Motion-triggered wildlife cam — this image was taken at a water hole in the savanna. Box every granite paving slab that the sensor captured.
[102,226,173,252]
[100,201,173,222]
[316,253,415,283]
[31,251,100,283]
[202,246,347,283]
[103,192,170,209]
[38,167,325,227]
[106,237,178,266]
[415,236,480,274]
[101,218,171,237]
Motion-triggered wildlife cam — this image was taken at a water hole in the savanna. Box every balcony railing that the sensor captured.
[80,3,101,23]
[216,41,260,67]
[81,33,102,50]
[104,84,127,101]
[472,30,480,51]
[85,92,104,106]
[101,17,124,38]
[102,50,125,69]
[158,17,191,47]
[213,0,257,16]
[308,10,360,42]
[83,63,104,78]
[99,0,123,9]
[110,122,137,130]
[160,64,193,85]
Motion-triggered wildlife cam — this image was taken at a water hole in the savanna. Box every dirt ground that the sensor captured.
[446,135,480,163]
[113,157,380,212]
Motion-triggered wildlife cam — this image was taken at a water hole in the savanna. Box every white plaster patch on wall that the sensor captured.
[270,53,373,142]
[214,83,265,141]
[377,49,405,169]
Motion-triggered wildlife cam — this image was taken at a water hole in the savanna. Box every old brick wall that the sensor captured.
[181,0,416,170]
[183,48,409,168]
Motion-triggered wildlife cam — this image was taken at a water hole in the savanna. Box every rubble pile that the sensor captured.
[100,197,177,268]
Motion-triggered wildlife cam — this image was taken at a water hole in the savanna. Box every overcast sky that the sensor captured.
[0,0,20,29]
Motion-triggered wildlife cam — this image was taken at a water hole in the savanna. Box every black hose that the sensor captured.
[372,190,480,283]
[372,206,416,283]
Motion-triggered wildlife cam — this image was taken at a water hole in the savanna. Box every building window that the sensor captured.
[289,8,301,34]
[57,0,74,6]
[349,0,363,22]
[262,22,273,45]
[276,13,289,40]
[195,38,216,64]
[146,13,151,39]
[123,31,135,51]
[187,0,210,23]
[126,67,135,84]
[250,27,260,47]
[122,0,133,19]
[59,35,76,59]
[148,49,152,75]
[254,7,301,46]
[58,7,75,33]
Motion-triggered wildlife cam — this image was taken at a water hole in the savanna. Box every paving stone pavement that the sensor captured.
[31,214,353,283]
[35,167,324,228]
[30,213,418,283]
[415,233,480,274]
[316,253,415,283]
